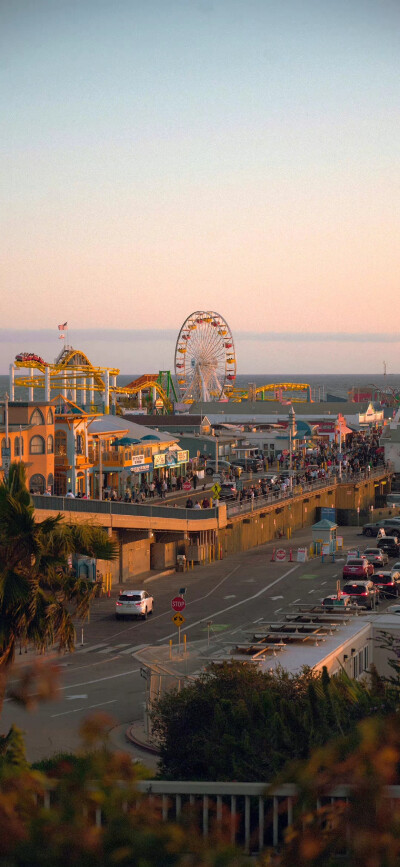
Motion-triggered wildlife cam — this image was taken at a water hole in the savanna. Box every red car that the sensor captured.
[342,557,374,581]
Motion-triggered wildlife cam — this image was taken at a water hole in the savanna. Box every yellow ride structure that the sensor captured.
[12,347,173,413]
[229,383,312,402]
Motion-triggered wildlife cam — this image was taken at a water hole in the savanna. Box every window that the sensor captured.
[364,645,369,671]
[14,436,24,456]
[29,473,45,494]
[76,434,83,454]
[47,473,54,493]
[47,435,54,454]
[358,650,363,675]
[30,408,44,426]
[47,408,54,424]
[353,654,358,678]
[55,430,67,456]
[30,435,45,455]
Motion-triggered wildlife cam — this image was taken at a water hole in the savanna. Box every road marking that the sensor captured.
[120,644,149,655]
[59,668,140,691]
[290,598,301,604]
[308,589,316,594]
[98,647,121,654]
[224,595,236,599]
[78,643,108,653]
[51,699,118,719]
[274,608,282,614]
[158,565,300,641]
[66,694,88,700]
[253,617,264,623]
[321,581,326,585]
[271,595,284,600]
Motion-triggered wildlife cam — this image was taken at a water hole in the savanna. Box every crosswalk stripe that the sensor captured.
[78,643,108,653]
[120,644,149,655]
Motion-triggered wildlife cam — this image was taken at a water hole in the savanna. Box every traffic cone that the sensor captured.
[271,548,276,562]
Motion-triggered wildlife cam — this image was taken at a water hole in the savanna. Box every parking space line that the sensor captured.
[51,699,118,719]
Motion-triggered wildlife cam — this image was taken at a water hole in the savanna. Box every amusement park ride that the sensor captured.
[12,347,174,413]
[11,314,314,411]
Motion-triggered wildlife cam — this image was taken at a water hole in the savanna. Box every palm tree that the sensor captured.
[0,462,117,713]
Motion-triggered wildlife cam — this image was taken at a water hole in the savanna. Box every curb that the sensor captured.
[143,568,176,585]
[125,725,160,755]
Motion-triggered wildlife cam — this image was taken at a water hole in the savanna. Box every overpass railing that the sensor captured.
[32,496,218,522]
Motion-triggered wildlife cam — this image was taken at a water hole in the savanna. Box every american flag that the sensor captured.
[58,322,67,330]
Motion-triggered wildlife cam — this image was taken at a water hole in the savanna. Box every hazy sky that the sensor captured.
[1,0,400,373]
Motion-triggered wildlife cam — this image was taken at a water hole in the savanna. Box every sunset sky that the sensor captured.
[1,0,399,373]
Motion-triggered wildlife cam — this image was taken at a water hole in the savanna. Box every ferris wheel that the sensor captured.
[174,311,236,403]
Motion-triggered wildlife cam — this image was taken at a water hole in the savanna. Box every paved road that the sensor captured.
[1,525,393,764]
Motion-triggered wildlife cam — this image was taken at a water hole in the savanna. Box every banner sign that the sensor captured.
[131,454,145,466]
[154,454,165,467]
[177,450,189,463]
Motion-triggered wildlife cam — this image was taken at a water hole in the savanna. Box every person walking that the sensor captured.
[161,479,168,499]
[193,473,198,490]
[149,481,155,498]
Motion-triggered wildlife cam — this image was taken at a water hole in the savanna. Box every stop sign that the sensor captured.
[171,595,186,612]
[182,481,191,491]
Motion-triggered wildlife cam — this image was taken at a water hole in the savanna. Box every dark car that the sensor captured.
[362,547,389,567]
[371,571,400,598]
[218,483,238,500]
[231,458,264,473]
[377,537,400,558]
[362,519,400,538]
[342,581,378,610]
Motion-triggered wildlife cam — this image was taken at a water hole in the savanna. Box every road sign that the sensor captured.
[171,595,186,612]
[172,612,185,627]
[182,481,191,491]
[212,483,221,499]
[275,548,286,561]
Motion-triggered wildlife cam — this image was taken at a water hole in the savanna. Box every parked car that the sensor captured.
[343,558,374,580]
[231,458,264,473]
[205,460,232,476]
[362,547,389,567]
[322,594,351,608]
[218,483,238,500]
[362,518,400,537]
[377,537,400,558]
[342,581,378,609]
[115,590,154,620]
[371,571,400,598]
[391,561,400,576]
[262,473,279,485]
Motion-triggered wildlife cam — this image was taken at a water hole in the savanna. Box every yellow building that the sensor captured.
[0,400,55,493]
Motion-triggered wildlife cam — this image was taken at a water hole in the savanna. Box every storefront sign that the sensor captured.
[154,453,165,468]
[165,451,177,465]
[131,463,152,474]
[177,450,189,464]
[131,454,145,466]
[318,422,336,434]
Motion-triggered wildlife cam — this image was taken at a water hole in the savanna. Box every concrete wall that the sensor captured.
[151,541,177,570]
[120,537,151,582]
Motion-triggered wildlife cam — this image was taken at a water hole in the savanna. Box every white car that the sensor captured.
[391,562,400,576]
[115,590,154,620]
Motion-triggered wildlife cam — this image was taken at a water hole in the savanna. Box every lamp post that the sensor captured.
[288,406,296,491]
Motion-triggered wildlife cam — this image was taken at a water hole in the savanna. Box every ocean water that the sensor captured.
[1,372,399,403]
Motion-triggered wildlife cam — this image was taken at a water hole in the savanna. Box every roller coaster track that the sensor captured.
[229,382,312,402]
[13,349,173,412]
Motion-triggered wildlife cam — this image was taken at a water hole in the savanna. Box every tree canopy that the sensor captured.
[0,462,117,711]
[151,661,397,781]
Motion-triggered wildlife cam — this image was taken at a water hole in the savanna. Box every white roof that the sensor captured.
[89,415,177,444]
